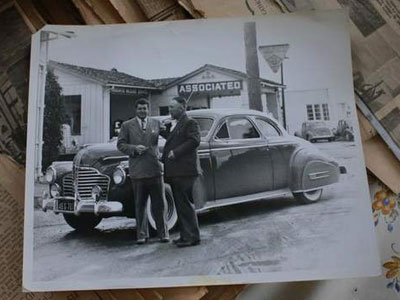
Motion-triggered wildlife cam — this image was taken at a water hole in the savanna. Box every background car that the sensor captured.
[295,121,335,142]
[334,119,354,141]
[42,109,346,232]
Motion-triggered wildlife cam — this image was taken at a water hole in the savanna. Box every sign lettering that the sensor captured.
[178,80,242,95]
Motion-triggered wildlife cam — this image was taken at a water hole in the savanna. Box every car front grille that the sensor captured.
[62,167,110,200]
[62,173,74,197]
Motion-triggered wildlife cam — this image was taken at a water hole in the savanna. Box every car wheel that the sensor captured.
[345,132,353,142]
[63,213,102,231]
[147,184,178,232]
[293,189,323,204]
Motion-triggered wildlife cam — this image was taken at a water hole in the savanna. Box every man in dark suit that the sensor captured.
[117,98,169,244]
[161,96,201,248]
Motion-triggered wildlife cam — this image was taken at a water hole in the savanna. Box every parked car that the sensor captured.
[334,119,354,141]
[42,109,346,231]
[295,121,335,142]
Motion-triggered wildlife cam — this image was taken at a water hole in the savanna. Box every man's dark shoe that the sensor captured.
[159,237,170,243]
[173,238,184,244]
[176,240,200,248]
[136,238,147,245]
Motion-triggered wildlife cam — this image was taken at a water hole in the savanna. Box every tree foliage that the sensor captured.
[42,69,65,171]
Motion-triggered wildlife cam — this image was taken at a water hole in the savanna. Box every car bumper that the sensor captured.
[42,197,123,216]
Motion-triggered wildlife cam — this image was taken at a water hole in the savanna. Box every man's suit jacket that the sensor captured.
[117,117,162,180]
[161,113,201,179]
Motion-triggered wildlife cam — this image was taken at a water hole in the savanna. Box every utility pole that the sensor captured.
[244,22,263,111]
[280,62,286,129]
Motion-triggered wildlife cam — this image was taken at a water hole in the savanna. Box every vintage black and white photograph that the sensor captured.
[23,10,380,291]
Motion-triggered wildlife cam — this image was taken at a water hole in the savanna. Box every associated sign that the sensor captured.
[178,80,242,96]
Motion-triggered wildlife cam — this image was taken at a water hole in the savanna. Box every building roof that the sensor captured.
[163,64,284,89]
[49,61,157,89]
[49,61,284,90]
[148,77,180,88]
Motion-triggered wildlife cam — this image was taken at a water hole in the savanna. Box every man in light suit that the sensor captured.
[117,98,169,244]
[161,96,201,248]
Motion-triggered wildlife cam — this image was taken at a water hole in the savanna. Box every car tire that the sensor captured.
[147,184,178,232]
[63,213,102,231]
[345,132,353,142]
[293,189,323,204]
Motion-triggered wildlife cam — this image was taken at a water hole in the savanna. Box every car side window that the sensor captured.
[227,117,260,139]
[215,122,230,139]
[254,118,281,137]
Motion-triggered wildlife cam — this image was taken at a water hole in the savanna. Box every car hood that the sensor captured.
[74,139,168,167]
[74,141,124,167]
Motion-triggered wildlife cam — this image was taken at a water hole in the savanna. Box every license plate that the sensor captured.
[57,199,74,211]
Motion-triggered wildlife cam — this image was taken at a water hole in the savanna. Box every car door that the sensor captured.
[210,116,273,200]
[253,117,297,190]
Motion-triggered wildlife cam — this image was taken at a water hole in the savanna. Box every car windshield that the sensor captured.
[192,117,214,138]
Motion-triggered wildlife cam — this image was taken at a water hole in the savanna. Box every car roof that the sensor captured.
[186,108,270,119]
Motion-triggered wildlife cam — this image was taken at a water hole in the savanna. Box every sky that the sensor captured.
[46,10,353,100]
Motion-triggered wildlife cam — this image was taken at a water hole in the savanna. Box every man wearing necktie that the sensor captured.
[161,96,201,248]
[117,98,169,244]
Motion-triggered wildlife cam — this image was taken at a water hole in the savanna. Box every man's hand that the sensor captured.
[167,150,175,160]
[161,119,172,131]
[135,145,148,155]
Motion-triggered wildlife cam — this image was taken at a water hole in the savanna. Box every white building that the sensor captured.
[49,61,284,146]
[285,89,352,135]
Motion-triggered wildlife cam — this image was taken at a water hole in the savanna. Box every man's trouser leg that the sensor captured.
[132,179,149,240]
[170,176,200,242]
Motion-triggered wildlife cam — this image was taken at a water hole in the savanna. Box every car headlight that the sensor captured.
[113,167,126,185]
[50,183,60,198]
[45,166,56,183]
[91,185,102,201]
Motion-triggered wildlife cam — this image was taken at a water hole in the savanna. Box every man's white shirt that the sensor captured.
[137,116,147,131]
[170,119,178,132]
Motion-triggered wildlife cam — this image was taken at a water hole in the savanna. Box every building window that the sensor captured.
[322,103,330,120]
[306,105,314,121]
[306,104,329,121]
[159,106,169,116]
[64,95,81,135]
[314,104,321,120]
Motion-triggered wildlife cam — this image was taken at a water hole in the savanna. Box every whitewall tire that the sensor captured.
[293,188,323,204]
[146,184,178,231]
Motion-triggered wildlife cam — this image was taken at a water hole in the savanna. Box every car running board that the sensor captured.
[197,188,292,214]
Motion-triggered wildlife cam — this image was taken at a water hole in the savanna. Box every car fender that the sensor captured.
[289,146,340,192]
[50,161,73,181]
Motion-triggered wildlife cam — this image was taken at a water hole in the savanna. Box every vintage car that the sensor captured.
[334,119,354,142]
[295,121,335,142]
[42,109,346,231]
